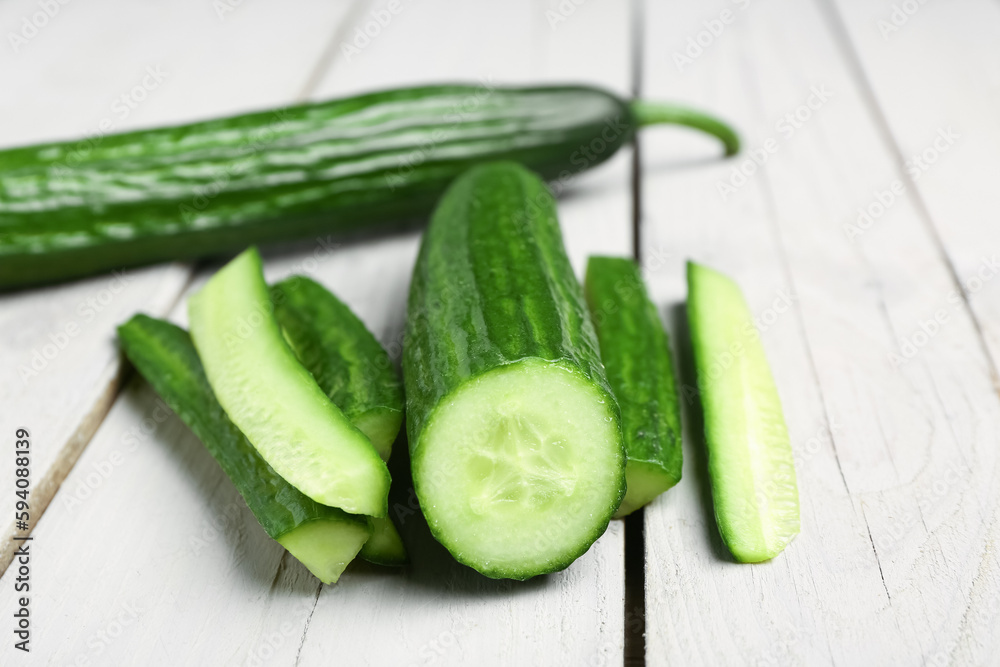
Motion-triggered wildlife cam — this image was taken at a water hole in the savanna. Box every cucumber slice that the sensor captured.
[359,517,408,567]
[686,261,800,562]
[272,275,403,462]
[118,315,371,584]
[585,256,683,518]
[188,248,390,517]
[404,162,625,580]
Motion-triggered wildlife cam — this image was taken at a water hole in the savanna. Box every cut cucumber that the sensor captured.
[188,248,390,517]
[585,256,682,517]
[359,517,408,567]
[404,162,625,580]
[272,275,407,565]
[272,275,404,461]
[118,315,371,584]
[686,261,799,562]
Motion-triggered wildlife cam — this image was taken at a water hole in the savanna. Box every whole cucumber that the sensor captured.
[0,84,737,289]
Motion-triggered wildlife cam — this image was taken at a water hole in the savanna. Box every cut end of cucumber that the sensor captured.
[350,407,403,463]
[613,460,681,519]
[414,359,624,580]
[359,516,408,567]
[276,517,373,585]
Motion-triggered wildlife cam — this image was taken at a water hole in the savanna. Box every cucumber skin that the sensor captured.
[403,161,625,577]
[686,261,799,562]
[272,276,403,461]
[116,315,368,543]
[0,85,634,289]
[584,256,682,516]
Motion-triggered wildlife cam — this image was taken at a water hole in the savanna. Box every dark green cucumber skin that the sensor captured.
[584,256,682,491]
[117,314,364,540]
[271,276,403,437]
[403,161,624,572]
[0,85,635,289]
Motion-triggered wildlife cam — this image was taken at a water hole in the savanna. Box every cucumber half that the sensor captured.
[686,261,799,562]
[414,359,622,580]
[188,248,391,517]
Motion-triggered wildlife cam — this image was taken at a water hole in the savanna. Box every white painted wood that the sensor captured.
[640,0,1000,665]
[0,1,633,665]
[0,0,364,572]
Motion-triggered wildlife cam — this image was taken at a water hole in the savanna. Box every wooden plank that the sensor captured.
[0,0,365,573]
[639,0,1000,664]
[0,1,634,664]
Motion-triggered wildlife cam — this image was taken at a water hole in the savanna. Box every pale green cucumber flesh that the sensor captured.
[414,358,623,580]
[359,517,408,567]
[277,518,373,584]
[686,261,799,562]
[188,247,390,517]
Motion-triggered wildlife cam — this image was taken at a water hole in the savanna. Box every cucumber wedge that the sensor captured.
[188,248,390,517]
[118,315,371,584]
[271,275,407,565]
[686,261,799,562]
[584,256,683,517]
[404,162,625,580]
[359,517,408,567]
[272,275,403,462]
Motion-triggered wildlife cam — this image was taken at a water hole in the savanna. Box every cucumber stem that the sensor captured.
[630,101,740,156]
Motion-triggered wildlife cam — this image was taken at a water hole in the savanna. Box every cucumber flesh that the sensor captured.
[188,248,390,517]
[415,359,622,580]
[277,518,373,582]
[584,256,683,518]
[117,315,371,584]
[272,275,404,461]
[359,517,408,567]
[686,261,799,562]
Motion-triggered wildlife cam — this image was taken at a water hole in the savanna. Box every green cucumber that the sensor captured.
[584,256,682,517]
[271,275,403,462]
[359,517,408,567]
[0,84,738,289]
[271,275,406,565]
[686,261,799,562]
[188,247,390,517]
[404,162,625,580]
[117,315,371,584]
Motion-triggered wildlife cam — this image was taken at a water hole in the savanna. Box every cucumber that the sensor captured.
[404,161,625,580]
[584,256,682,517]
[271,275,406,565]
[686,261,799,562]
[359,517,408,567]
[0,84,738,289]
[117,315,371,584]
[272,275,403,461]
[188,247,390,517]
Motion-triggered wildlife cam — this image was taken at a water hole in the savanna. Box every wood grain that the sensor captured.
[640,0,1000,664]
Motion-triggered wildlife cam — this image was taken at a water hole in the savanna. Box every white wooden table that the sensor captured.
[2,1,998,665]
